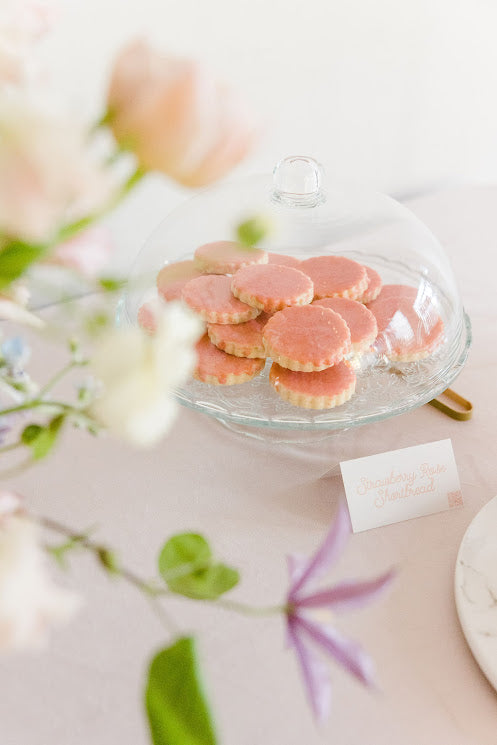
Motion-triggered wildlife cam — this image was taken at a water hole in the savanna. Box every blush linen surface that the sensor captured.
[0,186,496,745]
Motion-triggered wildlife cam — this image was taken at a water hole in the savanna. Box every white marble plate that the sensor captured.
[455,495,497,690]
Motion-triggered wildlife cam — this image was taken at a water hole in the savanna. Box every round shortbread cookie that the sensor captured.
[182,275,260,324]
[156,260,204,301]
[194,334,265,384]
[266,252,302,269]
[269,360,356,409]
[262,305,351,371]
[367,285,444,361]
[194,240,267,274]
[312,297,378,354]
[359,266,382,304]
[231,264,314,313]
[207,313,271,358]
[300,255,368,300]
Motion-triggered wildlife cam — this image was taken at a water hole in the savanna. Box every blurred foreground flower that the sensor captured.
[0,96,114,244]
[90,301,202,446]
[0,283,42,327]
[49,226,114,277]
[107,39,256,187]
[286,503,394,723]
[0,1,57,85]
[0,492,80,652]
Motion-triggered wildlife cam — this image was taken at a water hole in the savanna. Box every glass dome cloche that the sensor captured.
[119,156,471,436]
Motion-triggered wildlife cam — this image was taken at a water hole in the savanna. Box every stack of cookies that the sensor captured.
[138,240,444,410]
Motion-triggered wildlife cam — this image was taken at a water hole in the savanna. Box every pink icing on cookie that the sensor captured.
[182,275,260,324]
[300,255,368,300]
[360,266,382,303]
[207,313,271,358]
[231,264,314,312]
[194,334,265,383]
[312,297,377,352]
[367,285,444,360]
[263,305,351,371]
[137,302,157,333]
[270,360,356,398]
[266,252,302,269]
[157,260,203,301]
[194,240,267,274]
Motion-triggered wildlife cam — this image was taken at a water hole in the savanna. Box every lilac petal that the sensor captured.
[294,614,376,687]
[296,568,395,613]
[286,553,307,586]
[289,502,351,600]
[287,617,332,724]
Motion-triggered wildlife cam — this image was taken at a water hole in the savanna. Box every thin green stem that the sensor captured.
[36,515,178,635]
[38,360,85,398]
[0,440,24,455]
[157,589,284,618]
[0,455,35,480]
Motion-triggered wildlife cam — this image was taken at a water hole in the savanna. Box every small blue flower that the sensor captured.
[1,337,30,371]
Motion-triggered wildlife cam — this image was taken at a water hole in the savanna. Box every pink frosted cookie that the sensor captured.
[137,302,157,334]
[194,240,267,274]
[367,285,444,361]
[182,275,260,324]
[312,297,378,354]
[231,264,314,313]
[269,360,356,409]
[207,313,271,358]
[156,260,204,301]
[266,252,302,269]
[359,266,383,303]
[300,255,368,300]
[262,305,351,372]
[194,334,265,384]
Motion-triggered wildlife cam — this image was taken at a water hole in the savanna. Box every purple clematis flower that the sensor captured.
[286,501,395,723]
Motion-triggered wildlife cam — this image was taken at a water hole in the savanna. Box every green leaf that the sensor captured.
[158,533,239,599]
[159,534,212,577]
[236,216,270,248]
[168,563,240,600]
[98,277,126,292]
[21,424,44,445]
[97,547,120,574]
[0,242,46,289]
[21,415,65,460]
[145,637,217,745]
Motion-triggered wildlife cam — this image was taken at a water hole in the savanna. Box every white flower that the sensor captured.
[0,1,57,86]
[0,95,115,244]
[90,301,203,446]
[0,492,80,652]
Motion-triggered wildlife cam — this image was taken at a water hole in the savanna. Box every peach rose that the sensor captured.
[107,40,255,187]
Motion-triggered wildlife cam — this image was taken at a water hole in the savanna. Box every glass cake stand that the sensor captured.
[119,156,472,442]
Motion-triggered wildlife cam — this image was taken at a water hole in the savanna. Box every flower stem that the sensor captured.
[38,360,84,398]
[36,515,178,635]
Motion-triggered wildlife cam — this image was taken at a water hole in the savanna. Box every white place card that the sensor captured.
[340,438,463,532]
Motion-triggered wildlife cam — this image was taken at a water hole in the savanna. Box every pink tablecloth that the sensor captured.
[1,186,496,745]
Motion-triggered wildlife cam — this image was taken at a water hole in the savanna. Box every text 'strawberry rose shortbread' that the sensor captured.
[269,360,356,409]
[367,284,444,362]
[300,255,368,300]
[266,252,302,269]
[359,265,382,304]
[231,264,314,313]
[312,297,378,354]
[207,313,271,358]
[182,275,260,324]
[263,305,351,372]
[194,334,265,384]
[194,240,267,274]
[156,260,204,301]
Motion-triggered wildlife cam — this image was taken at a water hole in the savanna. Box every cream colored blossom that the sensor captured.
[0,492,80,652]
[0,96,114,244]
[90,301,203,446]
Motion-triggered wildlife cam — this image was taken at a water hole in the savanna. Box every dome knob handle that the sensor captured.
[272,156,325,207]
